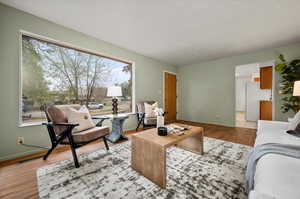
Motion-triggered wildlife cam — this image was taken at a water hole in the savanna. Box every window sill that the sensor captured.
[19,112,136,128]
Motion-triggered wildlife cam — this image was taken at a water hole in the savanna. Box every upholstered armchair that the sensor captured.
[136,101,166,131]
[43,104,110,168]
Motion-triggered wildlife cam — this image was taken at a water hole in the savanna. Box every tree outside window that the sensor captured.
[21,35,133,124]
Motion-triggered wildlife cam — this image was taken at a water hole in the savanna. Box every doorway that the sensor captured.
[164,72,177,121]
[235,62,273,129]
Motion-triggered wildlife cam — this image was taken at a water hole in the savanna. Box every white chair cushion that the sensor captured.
[255,154,300,199]
[254,119,300,199]
[144,102,158,118]
[66,105,95,133]
[249,190,275,199]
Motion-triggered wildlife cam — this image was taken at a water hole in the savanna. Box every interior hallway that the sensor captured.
[235,111,257,129]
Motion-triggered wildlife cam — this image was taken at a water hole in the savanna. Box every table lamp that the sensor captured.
[293,80,300,96]
[293,80,300,112]
[107,86,122,115]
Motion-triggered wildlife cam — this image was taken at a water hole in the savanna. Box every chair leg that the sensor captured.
[69,143,80,168]
[136,118,143,131]
[43,145,55,160]
[103,137,109,151]
[67,132,80,168]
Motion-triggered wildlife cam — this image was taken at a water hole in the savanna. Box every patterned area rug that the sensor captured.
[37,137,251,199]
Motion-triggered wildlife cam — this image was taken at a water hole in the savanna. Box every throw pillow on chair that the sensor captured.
[144,102,158,118]
[67,105,95,133]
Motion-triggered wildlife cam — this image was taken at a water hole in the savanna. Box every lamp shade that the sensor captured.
[293,81,300,96]
[107,86,122,97]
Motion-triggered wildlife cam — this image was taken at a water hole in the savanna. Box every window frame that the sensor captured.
[19,30,135,127]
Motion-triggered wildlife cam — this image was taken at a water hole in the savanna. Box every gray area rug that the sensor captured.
[37,137,251,199]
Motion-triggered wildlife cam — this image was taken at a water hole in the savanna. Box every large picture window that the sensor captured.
[21,33,134,124]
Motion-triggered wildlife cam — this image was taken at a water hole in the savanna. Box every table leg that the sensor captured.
[176,132,204,155]
[106,118,127,143]
[131,136,166,188]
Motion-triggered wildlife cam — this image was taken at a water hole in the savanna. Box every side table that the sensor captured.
[107,114,129,142]
[92,115,110,127]
[92,114,129,143]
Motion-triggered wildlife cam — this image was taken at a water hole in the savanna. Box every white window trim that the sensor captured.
[18,30,136,127]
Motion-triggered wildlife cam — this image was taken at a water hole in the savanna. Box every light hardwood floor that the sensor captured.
[0,121,256,199]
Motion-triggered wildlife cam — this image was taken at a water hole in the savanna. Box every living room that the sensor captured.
[1,1,300,199]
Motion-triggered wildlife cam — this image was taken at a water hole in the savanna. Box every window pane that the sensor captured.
[21,35,132,124]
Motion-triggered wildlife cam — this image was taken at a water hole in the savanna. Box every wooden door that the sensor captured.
[260,101,272,120]
[164,72,177,121]
[260,66,272,89]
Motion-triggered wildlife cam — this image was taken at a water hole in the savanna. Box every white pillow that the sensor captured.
[288,110,300,130]
[67,105,95,133]
[144,102,158,118]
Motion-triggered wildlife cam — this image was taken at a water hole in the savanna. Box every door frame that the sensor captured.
[234,60,275,127]
[260,60,276,120]
[163,71,178,119]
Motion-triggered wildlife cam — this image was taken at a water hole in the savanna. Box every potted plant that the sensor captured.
[275,54,300,114]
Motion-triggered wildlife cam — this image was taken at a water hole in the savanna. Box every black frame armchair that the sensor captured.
[43,105,110,168]
[136,112,147,131]
[136,101,166,131]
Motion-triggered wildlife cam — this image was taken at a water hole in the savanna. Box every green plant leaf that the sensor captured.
[278,54,286,62]
[275,63,287,72]
[276,54,300,113]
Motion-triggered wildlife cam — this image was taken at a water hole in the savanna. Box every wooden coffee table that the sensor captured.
[131,124,204,188]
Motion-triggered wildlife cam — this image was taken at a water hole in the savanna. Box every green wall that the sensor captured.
[0,4,177,161]
[2,2,300,162]
[178,43,300,126]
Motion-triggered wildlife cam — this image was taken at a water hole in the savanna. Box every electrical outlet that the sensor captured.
[17,136,24,144]
[215,115,220,119]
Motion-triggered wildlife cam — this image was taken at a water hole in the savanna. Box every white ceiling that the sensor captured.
[2,0,300,66]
